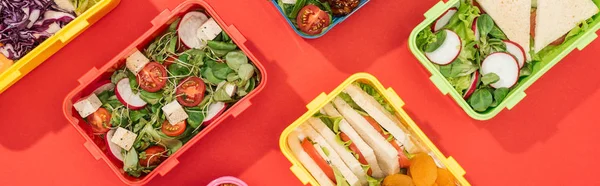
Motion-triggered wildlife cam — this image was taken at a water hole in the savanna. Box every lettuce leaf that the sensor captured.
[444,0,480,44]
[447,74,472,95]
[355,83,395,114]
[332,167,350,186]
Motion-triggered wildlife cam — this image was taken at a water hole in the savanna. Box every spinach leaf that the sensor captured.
[225,51,248,71]
[288,0,307,19]
[469,89,493,112]
[221,31,231,42]
[489,24,507,40]
[201,67,224,85]
[168,63,191,77]
[139,90,162,105]
[237,64,255,81]
[126,71,140,93]
[130,109,149,123]
[493,88,510,105]
[424,30,447,53]
[439,59,477,78]
[481,73,500,86]
[207,41,237,51]
[212,63,233,80]
[185,107,205,129]
[477,14,494,37]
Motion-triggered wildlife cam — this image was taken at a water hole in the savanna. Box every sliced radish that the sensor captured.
[178,12,209,49]
[115,78,147,110]
[425,29,462,65]
[105,129,124,162]
[203,102,227,125]
[93,80,115,95]
[432,8,457,32]
[503,40,526,68]
[472,17,480,42]
[463,71,480,99]
[480,53,519,88]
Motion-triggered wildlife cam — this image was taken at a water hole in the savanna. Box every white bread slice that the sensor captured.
[307,117,368,185]
[322,103,386,178]
[344,84,420,154]
[332,97,400,176]
[534,0,599,52]
[288,131,335,186]
[476,0,531,59]
[300,123,361,186]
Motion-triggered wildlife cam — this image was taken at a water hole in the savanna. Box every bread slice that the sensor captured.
[322,103,385,178]
[344,84,420,154]
[299,123,362,186]
[332,97,400,176]
[477,0,531,59]
[288,131,335,186]
[534,0,599,52]
[307,117,368,185]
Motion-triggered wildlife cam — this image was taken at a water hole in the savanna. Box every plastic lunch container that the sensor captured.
[0,0,120,94]
[207,176,248,186]
[279,73,470,186]
[61,0,267,185]
[270,0,370,39]
[408,0,600,120]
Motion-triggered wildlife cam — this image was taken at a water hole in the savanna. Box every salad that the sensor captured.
[416,0,599,113]
[72,10,261,177]
[276,0,360,36]
[0,0,100,73]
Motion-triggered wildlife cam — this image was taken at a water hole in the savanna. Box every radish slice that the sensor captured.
[480,53,519,88]
[503,40,526,68]
[472,17,479,42]
[425,29,462,65]
[178,12,209,49]
[203,102,227,125]
[463,71,480,99]
[432,8,457,32]
[93,81,115,95]
[115,78,147,110]
[106,129,124,162]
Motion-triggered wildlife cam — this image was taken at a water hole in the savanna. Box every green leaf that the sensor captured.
[493,88,510,105]
[225,51,248,71]
[133,118,147,133]
[185,107,205,129]
[139,90,162,105]
[126,71,140,93]
[338,92,364,112]
[520,62,533,78]
[212,63,233,80]
[424,30,447,53]
[221,31,231,42]
[481,73,500,86]
[167,36,177,54]
[489,24,507,40]
[130,109,149,123]
[201,67,224,85]
[477,14,494,37]
[332,167,350,186]
[468,89,493,112]
[186,49,205,66]
[288,0,307,18]
[111,70,128,84]
[168,18,181,32]
[356,83,395,114]
[447,75,472,95]
[207,41,237,51]
[123,148,142,177]
[168,63,191,77]
[226,73,239,82]
[237,64,255,81]
[367,175,383,186]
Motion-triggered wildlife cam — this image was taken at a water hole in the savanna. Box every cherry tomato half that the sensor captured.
[161,120,187,137]
[296,5,331,35]
[176,77,206,107]
[137,62,167,92]
[89,108,112,134]
[139,145,166,167]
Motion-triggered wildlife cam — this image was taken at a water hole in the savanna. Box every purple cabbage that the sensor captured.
[0,0,75,60]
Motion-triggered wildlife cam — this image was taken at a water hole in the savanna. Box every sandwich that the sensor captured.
[533,0,599,52]
[289,123,362,186]
[333,83,422,176]
[476,0,532,59]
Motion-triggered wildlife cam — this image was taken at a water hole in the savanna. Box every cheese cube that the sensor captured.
[126,49,150,75]
[196,18,223,42]
[73,93,102,118]
[110,127,137,151]
[282,0,296,4]
[162,100,188,125]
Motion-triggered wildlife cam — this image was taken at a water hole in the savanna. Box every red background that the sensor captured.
[1,0,600,185]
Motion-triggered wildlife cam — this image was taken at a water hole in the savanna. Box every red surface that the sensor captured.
[1,0,599,185]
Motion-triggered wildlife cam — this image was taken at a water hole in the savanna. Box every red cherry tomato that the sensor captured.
[176,77,206,107]
[296,5,331,35]
[137,62,167,92]
[161,120,187,137]
[139,146,166,167]
[88,108,112,134]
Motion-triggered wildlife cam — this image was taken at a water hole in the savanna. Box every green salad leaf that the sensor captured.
[481,73,500,86]
[468,89,493,112]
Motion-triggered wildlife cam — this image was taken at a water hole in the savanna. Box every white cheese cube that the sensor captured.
[126,49,150,75]
[110,127,137,151]
[73,93,102,118]
[196,18,223,42]
[282,0,296,4]
[162,100,188,125]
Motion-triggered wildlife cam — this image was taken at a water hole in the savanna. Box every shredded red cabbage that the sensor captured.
[0,0,75,61]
